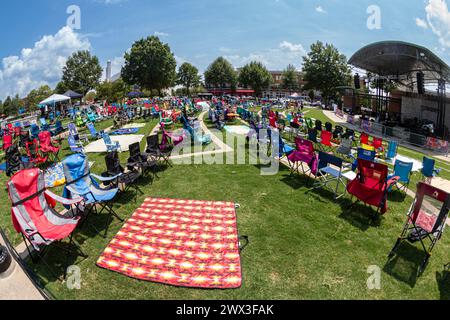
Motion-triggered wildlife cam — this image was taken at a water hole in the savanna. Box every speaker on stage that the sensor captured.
[417,72,425,94]
[354,74,361,89]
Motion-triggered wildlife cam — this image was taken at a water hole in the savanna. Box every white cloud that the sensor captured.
[425,0,450,47]
[154,31,169,37]
[0,26,91,99]
[316,6,326,14]
[224,41,305,70]
[415,18,429,29]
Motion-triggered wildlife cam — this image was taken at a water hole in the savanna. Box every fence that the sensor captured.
[340,112,449,156]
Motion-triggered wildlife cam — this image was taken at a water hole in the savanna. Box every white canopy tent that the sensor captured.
[39,94,71,105]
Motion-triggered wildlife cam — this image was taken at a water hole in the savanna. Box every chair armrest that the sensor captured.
[65,185,87,197]
[387,176,400,187]
[45,190,83,206]
[92,173,122,182]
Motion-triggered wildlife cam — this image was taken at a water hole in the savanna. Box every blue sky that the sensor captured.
[0,0,449,99]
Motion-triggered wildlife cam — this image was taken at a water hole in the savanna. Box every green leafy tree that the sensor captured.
[282,64,300,93]
[26,85,53,110]
[96,79,131,102]
[61,50,103,95]
[54,81,69,94]
[121,36,177,95]
[238,61,272,97]
[302,41,352,103]
[204,57,237,89]
[177,63,201,96]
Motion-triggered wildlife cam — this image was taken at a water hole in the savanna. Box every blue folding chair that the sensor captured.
[388,160,413,193]
[422,157,441,184]
[386,140,398,160]
[352,148,376,171]
[68,135,85,153]
[40,118,50,131]
[313,151,347,199]
[62,153,123,237]
[102,132,121,153]
[30,124,40,139]
[87,122,102,140]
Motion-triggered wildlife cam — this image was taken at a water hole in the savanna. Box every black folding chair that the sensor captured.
[128,142,158,179]
[146,134,172,167]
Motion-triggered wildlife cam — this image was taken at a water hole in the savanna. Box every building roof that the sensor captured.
[349,41,450,82]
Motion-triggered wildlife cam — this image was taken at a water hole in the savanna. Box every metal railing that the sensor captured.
[343,113,449,156]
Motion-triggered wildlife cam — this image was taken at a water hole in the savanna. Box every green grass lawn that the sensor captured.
[1,114,449,300]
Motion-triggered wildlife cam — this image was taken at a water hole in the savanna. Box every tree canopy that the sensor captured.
[121,36,177,95]
[204,57,237,89]
[96,79,132,102]
[282,64,300,93]
[26,85,53,110]
[302,41,352,103]
[238,61,272,97]
[61,50,103,95]
[177,62,201,97]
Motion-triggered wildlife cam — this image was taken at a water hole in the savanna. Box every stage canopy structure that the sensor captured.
[63,90,83,100]
[348,41,450,137]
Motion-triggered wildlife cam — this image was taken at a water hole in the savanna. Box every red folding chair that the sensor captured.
[26,140,47,166]
[2,135,13,151]
[360,132,370,145]
[38,131,60,162]
[388,183,450,275]
[320,131,333,151]
[372,137,384,153]
[347,159,399,216]
[7,168,86,279]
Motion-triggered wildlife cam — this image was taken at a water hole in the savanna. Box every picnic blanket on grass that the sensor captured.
[97,198,243,289]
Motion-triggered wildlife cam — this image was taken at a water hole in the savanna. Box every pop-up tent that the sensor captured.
[39,94,71,105]
[63,90,83,100]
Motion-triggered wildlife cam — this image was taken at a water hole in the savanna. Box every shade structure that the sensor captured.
[63,90,83,99]
[39,94,71,105]
[128,91,144,98]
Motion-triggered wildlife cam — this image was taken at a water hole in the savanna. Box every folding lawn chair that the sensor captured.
[287,137,318,180]
[308,128,319,143]
[373,137,385,154]
[312,151,347,199]
[26,139,47,166]
[385,140,398,160]
[315,120,323,132]
[336,137,354,159]
[421,157,441,184]
[129,142,158,177]
[68,123,88,145]
[388,182,450,276]
[319,130,333,151]
[347,159,399,216]
[2,135,12,151]
[103,151,141,200]
[68,135,85,154]
[146,134,172,167]
[38,131,60,163]
[360,132,370,146]
[352,148,376,171]
[87,122,102,140]
[5,145,25,177]
[62,153,123,237]
[102,132,121,153]
[325,122,333,132]
[30,124,40,139]
[7,168,86,279]
[388,160,413,194]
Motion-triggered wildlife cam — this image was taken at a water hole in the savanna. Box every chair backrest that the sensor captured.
[318,151,343,172]
[3,135,12,150]
[105,151,123,175]
[315,120,322,131]
[87,122,97,137]
[393,160,413,183]
[325,122,333,132]
[373,137,383,149]
[412,182,450,233]
[295,137,314,154]
[360,132,370,145]
[357,159,388,190]
[321,131,332,146]
[357,148,376,162]
[129,142,142,159]
[62,153,92,195]
[68,135,82,152]
[68,123,78,136]
[38,131,52,147]
[422,157,436,178]
[386,141,398,159]
[308,128,318,143]
[102,133,113,145]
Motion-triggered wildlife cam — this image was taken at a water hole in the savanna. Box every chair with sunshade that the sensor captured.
[388,160,413,194]
[421,157,441,184]
[7,168,86,279]
[388,182,450,276]
[62,153,123,237]
[347,159,399,216]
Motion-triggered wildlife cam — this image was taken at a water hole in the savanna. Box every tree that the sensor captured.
[204,57,237,90]
[61,50,103,95]
[96,79,131,102]
[26,85,53,110]
[302,41,352,104]
[121,36,177,95]
[54,81,69,94]
[238,61,272,97]
[177,63,201,96]
[282,64,300,93]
